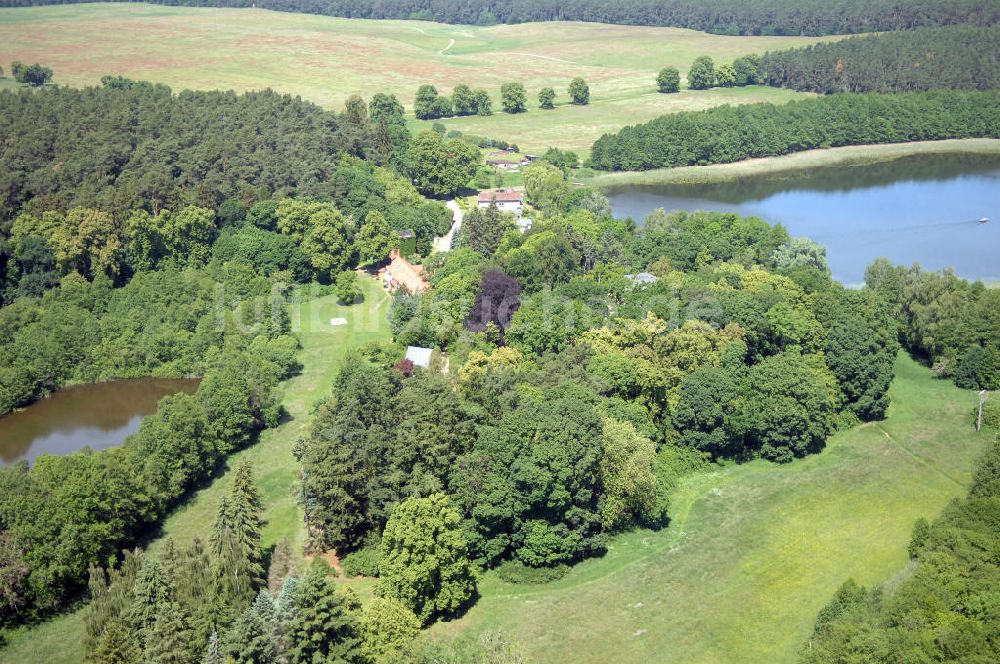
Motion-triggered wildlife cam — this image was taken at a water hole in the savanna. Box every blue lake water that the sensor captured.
[605,154,1000,285]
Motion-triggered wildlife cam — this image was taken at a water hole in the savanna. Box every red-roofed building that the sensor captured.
[477,188,524,216]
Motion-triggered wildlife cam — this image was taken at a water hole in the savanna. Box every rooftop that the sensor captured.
[404,345,433,368]
[478,188,524,204]
[626,272,659,284]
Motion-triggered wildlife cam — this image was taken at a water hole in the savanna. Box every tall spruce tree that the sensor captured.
[91,619,141,664]
[223,602,276,663]
[202,631,222,664]
[286,561,364,663]
[124,558,171,651]
[144,602,198,664]
[210,461,266,624]
[273,577,300,657]
[85,550,145,657]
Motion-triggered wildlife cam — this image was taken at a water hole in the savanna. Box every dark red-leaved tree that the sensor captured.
[465,269,522,342]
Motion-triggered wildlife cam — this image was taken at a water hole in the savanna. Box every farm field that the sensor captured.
[0,277,392,664]
[0,3,831,155]
[421,353,988,663]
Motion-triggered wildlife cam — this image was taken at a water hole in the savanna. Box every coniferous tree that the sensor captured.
[286,561,364,663]
[201,631,222,664]
[91,620,141,664]
[210,461,266,624]
[178,538,213,644]
[84,565,111,654]
[273,577,300,657]
[85,551,145,658]
[144,602,198,664]
[224,603,276,663]
[125,558,171,651]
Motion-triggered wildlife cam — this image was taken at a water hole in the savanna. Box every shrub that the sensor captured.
[342,545,381,577]
[495,560,570,584]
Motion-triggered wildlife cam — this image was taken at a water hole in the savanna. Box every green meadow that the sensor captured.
[420,353,987,663]
[0,3,831,155]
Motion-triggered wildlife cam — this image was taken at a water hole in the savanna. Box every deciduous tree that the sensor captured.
[688,56,716,90]
[656,66,681,92]
[376,493,476,624]
[538,87,555,109]
[500,82,527,113]
[568,77,590,104]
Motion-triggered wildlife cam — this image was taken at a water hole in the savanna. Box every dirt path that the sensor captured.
[438,38,455,55]
[507,52,577,64]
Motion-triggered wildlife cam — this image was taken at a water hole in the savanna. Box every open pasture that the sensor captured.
[0,3,831,154]
[423,354,989,663]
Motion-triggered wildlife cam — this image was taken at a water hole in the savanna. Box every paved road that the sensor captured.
[433,199,463,252]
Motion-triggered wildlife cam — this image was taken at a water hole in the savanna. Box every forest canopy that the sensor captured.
[588,90,1000,171]
[762,25,1000,93]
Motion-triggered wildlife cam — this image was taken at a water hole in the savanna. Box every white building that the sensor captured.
[477,188,524,217]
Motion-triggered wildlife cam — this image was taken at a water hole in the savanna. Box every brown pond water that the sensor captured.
[0,378,199,466]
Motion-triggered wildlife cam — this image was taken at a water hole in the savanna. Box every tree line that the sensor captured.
[0,83,444,226]
[588,90,1000,171]
[801,435,1000,662]
[414,78,589,119]
[4,0,997,36]
[762,25,1000,93]
[865,258,1000,390]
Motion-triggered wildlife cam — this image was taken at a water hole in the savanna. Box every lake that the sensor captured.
[605,154,1000,285]
[0,378,200,466]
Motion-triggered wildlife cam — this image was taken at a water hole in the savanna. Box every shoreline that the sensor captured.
[580,139,1000,188]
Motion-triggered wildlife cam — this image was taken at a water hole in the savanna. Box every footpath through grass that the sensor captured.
[427,353,987,663]
[0,278,391,663]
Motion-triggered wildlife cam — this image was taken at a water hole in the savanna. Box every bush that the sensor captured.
[342,545,380,577]
[495,560,570,584]
[977,398,1000,430]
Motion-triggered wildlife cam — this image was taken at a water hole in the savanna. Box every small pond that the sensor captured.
[0,378,200,466]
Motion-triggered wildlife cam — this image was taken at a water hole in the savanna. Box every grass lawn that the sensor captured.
[580,138,1000,188]
[0,277,391,663]
[0,3,832,155]
[422,353,988,663]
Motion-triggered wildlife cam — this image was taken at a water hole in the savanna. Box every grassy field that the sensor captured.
[0,277,391,664]
[421,353,988,663]
[581,138,1000,188]
[0,3,831,155]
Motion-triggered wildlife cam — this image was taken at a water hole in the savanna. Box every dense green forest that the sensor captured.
[588,90,1000,171]
[0,80,472,632]
[762,25,1000,93]
[299,161,902,588]
[1,0,996,35]
[801,435,1000,662]
[0,83,413,225]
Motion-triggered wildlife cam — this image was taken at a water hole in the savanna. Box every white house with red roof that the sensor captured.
[477,188,524,216]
